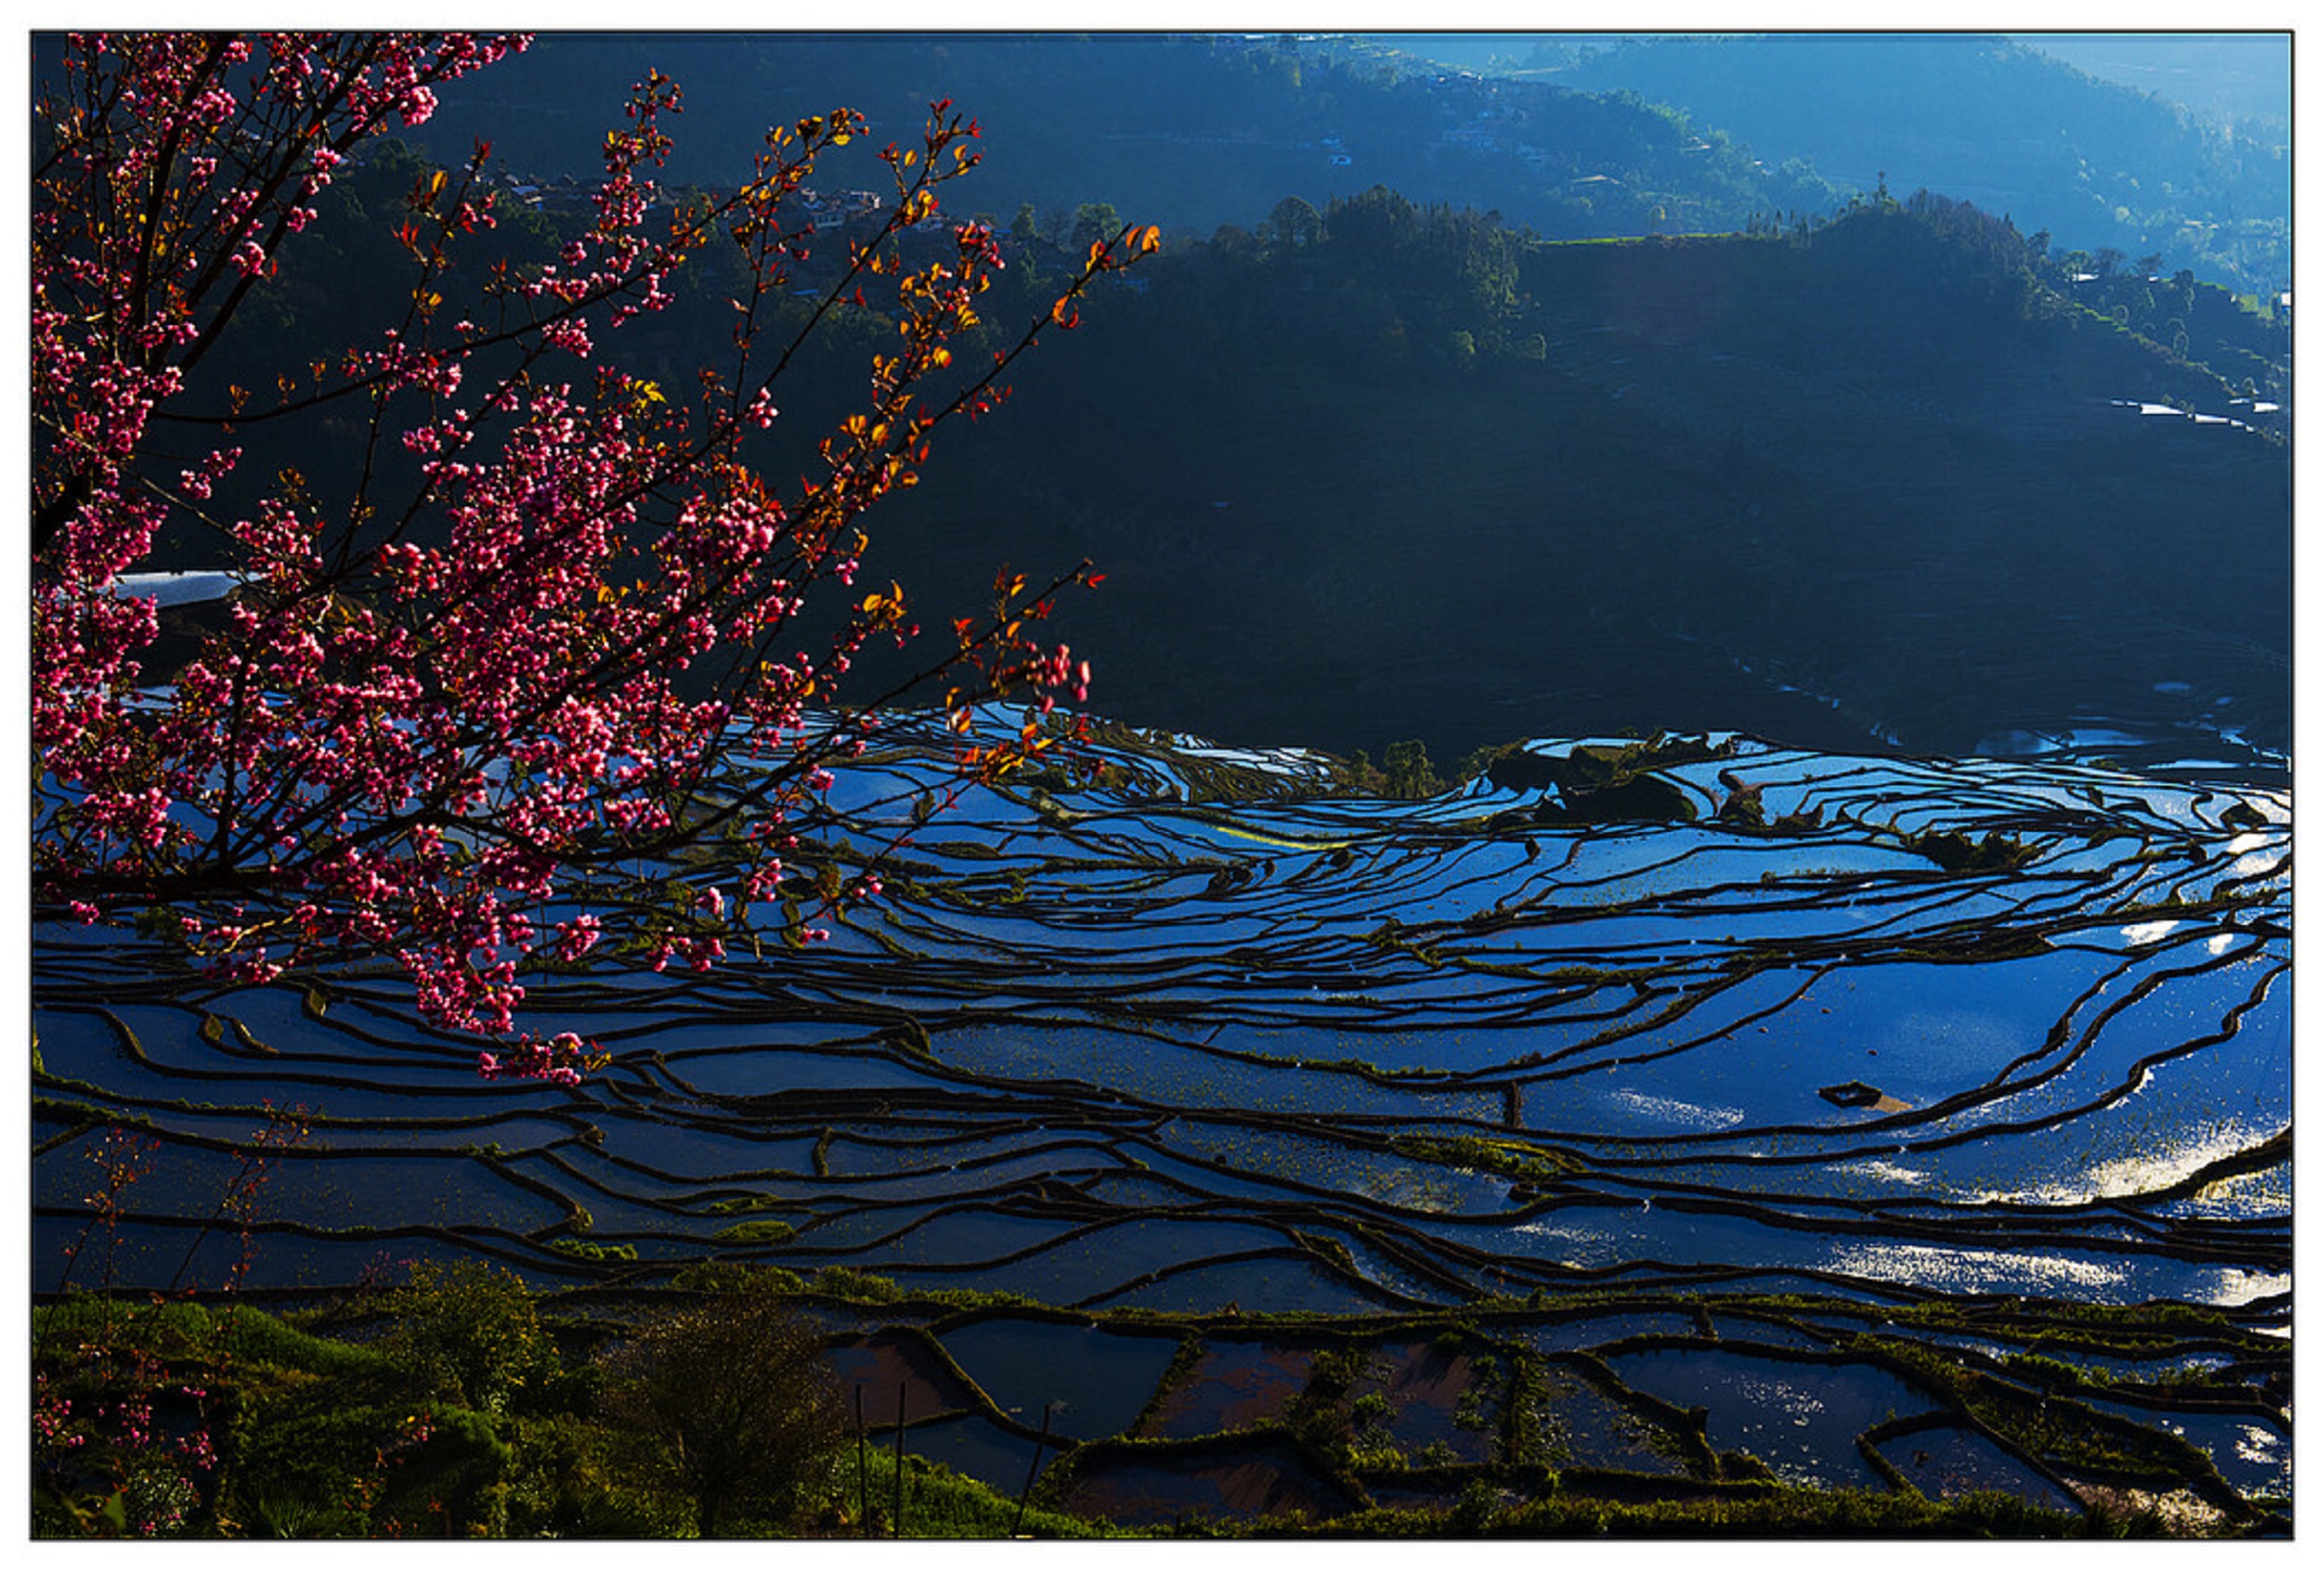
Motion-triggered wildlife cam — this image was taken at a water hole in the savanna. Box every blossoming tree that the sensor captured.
[32,31,1157,1080]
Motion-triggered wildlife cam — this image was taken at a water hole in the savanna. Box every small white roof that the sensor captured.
[110,571,247,607]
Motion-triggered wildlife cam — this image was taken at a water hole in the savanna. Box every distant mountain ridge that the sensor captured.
[1362,30,2292,134]
[2010,32,2289,129]
[1527,32,2286,295]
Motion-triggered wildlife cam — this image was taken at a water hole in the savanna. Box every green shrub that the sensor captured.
[383,1261,559,1416]
[594,1290,848,1535]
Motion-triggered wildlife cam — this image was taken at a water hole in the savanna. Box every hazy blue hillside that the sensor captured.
[414,32,1842,247]
[2012,32,2289,130]
[1383,31,2291,137]
[1549,33,2286,293]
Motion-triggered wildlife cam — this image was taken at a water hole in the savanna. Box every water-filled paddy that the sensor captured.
[938,1317,1182,1438]
[1606,1346,1941,1489]
[1872,1423,2083,1508]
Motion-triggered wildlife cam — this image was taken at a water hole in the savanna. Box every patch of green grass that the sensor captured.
[712,1219,799,1246]
[846,1449,1137,1539]
[551,1239,639,1263]
[1393,1133,1588,1183]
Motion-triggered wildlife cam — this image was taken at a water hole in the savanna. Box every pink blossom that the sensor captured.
[554,913,602,961]
[33,34,1146,1081]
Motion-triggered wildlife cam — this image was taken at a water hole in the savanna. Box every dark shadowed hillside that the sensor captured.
[845,193,2287,769]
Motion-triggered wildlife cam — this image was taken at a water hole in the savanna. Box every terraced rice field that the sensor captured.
[32,709,2290,1531]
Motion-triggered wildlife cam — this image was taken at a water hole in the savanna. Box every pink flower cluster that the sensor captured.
[478,1032,588,1087]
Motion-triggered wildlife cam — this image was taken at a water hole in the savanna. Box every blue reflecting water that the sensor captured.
[1608,1347,1940,1489]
